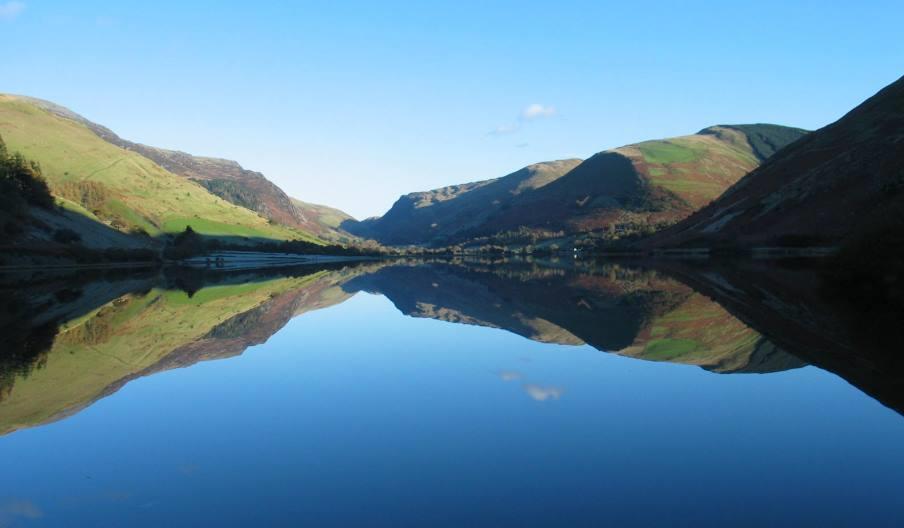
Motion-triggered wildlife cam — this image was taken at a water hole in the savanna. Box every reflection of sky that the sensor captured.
[1,292,903,526]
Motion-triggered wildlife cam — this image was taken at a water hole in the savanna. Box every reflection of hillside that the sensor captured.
[619,292,802,373]
[654,260,904,413]
[3,257,896,436]
[342,262,798,374]
[0,266,369,436]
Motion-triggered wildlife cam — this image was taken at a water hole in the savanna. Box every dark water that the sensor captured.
[1,260,902,527]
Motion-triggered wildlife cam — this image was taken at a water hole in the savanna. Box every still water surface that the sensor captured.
[1,261,902,526]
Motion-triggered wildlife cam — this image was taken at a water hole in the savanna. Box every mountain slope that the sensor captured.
[290,198,359,242]
[351,124,807,246]
[0,95,321,243]
[648,75,904,248]
[345,159,583,245]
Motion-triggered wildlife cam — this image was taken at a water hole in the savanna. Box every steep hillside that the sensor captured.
[120,146,310,229]
[0,95,321,243]
[648,75,904,249]
[291,198,359,242]
[351,125,807,246]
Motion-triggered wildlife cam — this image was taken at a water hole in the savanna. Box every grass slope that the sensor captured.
[0,95,321,243]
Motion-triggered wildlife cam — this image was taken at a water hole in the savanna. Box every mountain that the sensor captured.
[345,159,583,245]
[0,95,322,244]
[347,124,807,246]
[647,75,904,249]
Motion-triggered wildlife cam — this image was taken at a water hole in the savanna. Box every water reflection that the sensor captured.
[0,258,900,436]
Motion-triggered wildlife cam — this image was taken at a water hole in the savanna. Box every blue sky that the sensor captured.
[2,1,902,218]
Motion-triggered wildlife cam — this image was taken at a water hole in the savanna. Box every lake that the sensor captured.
[1,259,902,527]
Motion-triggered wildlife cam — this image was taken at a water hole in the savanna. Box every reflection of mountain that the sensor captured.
[0,266,366,435]
[343,261,801,374]
[2,258,900,435]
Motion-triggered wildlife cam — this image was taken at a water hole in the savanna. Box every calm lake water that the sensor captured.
[1,260,902,527]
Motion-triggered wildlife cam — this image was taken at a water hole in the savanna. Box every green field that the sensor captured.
[618,129,770,208]
[636,140,702,164]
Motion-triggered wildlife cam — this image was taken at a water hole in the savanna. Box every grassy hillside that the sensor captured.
[351,124,806,247]
[647,75,904,250]
[0,95,322,244]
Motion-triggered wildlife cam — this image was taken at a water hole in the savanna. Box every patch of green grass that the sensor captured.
[642,338,699,360]
[162,216,275,238]
[636,140,701,164]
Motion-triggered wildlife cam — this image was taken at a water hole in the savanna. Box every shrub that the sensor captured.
[52,228,82,244]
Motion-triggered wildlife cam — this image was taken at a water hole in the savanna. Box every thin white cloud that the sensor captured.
[489,103,557,136]
[0,1,25,20]
[521,103,556,120]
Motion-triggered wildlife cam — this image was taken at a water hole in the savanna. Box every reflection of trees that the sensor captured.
[0,317,57,402]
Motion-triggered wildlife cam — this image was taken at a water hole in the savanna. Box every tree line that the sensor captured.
[0,133,54,237]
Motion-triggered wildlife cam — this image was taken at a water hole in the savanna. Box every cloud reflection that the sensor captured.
[523,384,563,401]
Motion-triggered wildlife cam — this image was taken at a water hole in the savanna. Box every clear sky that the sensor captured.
[2,1,902,219]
